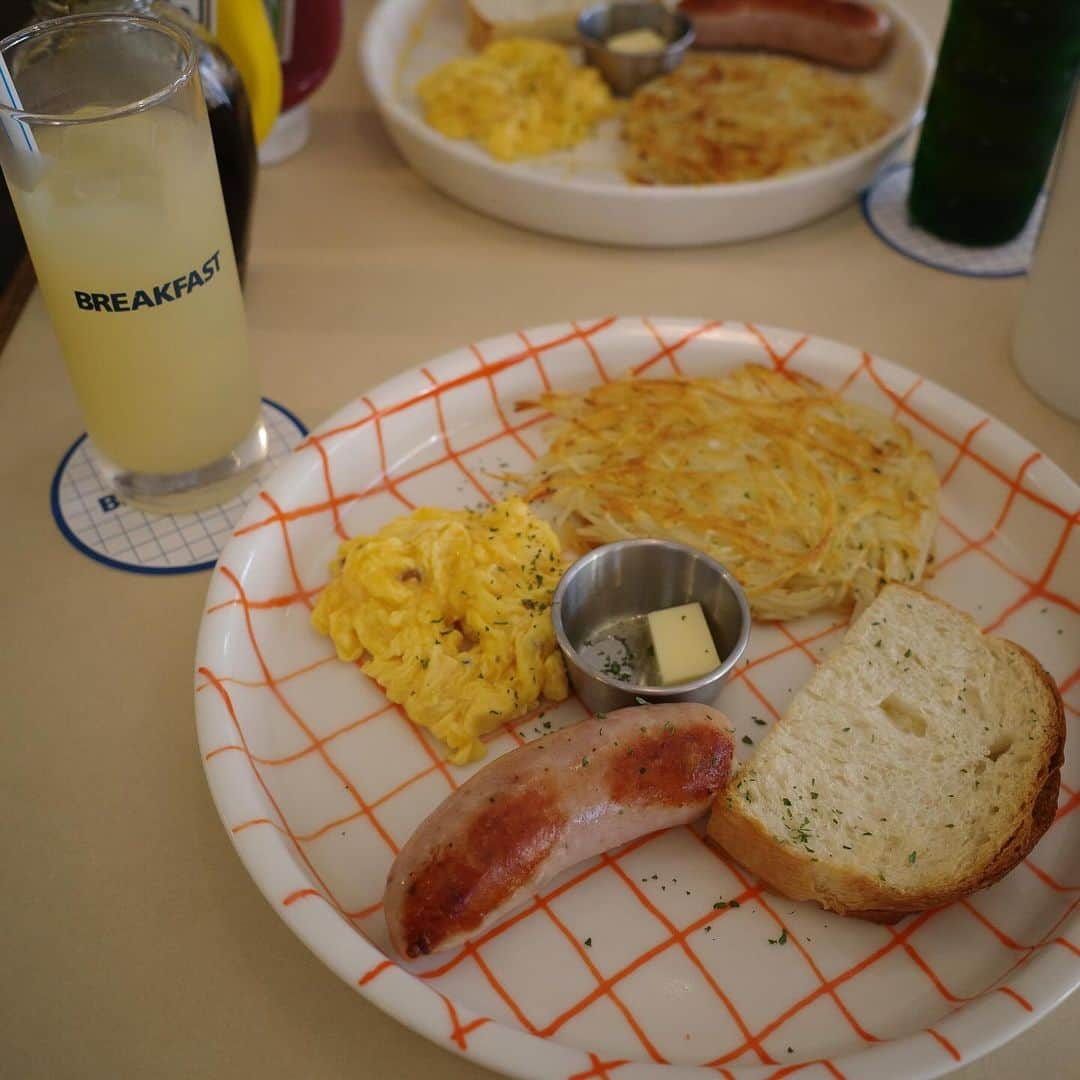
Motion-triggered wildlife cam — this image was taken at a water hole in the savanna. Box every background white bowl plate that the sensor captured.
[361,0,932,247]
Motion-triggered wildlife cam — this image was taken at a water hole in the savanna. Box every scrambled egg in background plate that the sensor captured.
[416,38,616,162]
[311,497,569,764]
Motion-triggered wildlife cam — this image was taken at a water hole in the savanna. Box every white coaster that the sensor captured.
[861,163,1046,278]
[50,399,307,575]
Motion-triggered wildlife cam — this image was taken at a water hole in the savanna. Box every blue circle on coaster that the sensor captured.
[50,398,308,575]
[861,163,1046,278]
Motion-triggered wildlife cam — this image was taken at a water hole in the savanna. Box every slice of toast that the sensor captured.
[708,585,1064,920]
[466,0,595,49]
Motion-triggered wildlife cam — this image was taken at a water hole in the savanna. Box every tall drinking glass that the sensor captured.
[0,13,267,512]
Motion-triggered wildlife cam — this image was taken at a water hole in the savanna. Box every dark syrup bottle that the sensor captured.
[0,2,35,296]
[908,0,1080,246]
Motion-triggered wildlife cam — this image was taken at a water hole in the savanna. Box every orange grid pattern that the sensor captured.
[195,318,1079,1079]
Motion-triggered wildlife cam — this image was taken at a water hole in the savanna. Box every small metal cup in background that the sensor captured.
[551,538,751,716]
[577,1,695,97]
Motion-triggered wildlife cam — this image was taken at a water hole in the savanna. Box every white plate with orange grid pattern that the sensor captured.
[359,0,932,247]
[195,317,1079,1080]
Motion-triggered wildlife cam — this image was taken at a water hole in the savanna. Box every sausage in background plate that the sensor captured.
[680,0,894,69]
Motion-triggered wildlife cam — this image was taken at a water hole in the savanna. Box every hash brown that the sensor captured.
[623,53,893,184]
[522,365,939,621]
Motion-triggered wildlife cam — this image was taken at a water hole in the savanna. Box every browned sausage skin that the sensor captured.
[384,703,735,959]
[680,0,894,70]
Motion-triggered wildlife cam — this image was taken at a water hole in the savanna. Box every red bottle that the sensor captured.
[260,0,344,163]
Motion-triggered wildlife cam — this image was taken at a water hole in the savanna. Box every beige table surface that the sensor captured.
[1,1,1077,1077]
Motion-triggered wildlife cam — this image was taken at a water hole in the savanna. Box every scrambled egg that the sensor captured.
[311,498,569,764]
[416,38,616,162]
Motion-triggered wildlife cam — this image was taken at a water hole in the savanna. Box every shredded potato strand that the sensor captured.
[522,367,939,620]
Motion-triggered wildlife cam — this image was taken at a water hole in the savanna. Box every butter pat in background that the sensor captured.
[647,602,721,685]
[606,28,668,54]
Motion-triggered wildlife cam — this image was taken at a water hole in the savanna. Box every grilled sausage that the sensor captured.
[384,702,734,958]
[680,0,894,70]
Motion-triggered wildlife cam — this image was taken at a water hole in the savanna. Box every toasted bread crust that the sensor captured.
[707,596,1066,919]
[963,639,1064,891]
[466,5,494,50]
[465,3,585,49]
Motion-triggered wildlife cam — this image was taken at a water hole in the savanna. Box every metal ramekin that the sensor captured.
[551,538,751,715]
[577,1,695,97]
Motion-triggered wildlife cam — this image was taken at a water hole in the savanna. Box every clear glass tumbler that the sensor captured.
[1012,89,1080,421]
[0,13,267,512]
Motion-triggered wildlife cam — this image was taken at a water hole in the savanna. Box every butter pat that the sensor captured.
[606,27,668,55]
[647,602,721,685]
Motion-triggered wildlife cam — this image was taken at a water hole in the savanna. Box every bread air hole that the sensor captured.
[986,733,1014,762]
[879,693,927,737]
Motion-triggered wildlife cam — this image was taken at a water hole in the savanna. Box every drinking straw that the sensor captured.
[0,48,40,155]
